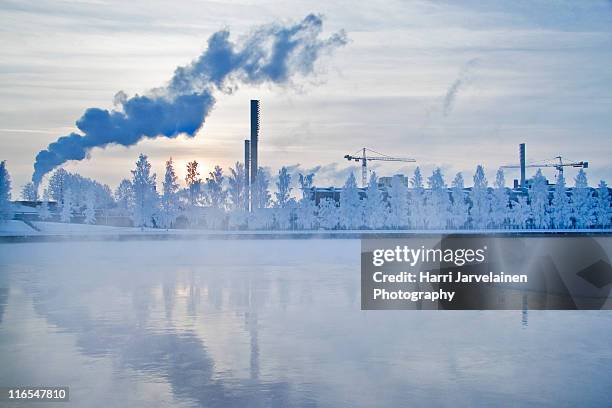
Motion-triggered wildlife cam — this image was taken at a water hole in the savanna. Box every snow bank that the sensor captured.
[32,221,142,235]
[0,220,610,241]
[0,220,39,236]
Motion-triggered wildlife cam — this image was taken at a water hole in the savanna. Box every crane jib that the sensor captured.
[344,148,417,187]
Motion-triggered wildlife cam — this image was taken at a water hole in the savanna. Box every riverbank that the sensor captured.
[1,220,610,242]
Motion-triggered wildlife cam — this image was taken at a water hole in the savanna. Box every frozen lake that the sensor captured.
[1,239,611,407]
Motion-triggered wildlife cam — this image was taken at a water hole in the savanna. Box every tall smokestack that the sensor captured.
[519,143,526,189]
[250,99,260,209]
[244,139,250,212]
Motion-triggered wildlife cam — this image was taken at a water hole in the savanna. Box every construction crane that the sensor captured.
[501,155,588,183]
[344,147,416,187]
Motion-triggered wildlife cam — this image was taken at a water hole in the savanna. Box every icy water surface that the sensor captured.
[0,239,611,407]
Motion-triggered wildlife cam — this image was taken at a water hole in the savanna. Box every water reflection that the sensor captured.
[522,294,529,327]
[0,287,8,323]
[0,240,611,407]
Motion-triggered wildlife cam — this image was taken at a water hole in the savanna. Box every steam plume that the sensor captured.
[32,14,347,184]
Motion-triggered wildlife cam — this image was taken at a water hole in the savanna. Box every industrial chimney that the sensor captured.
[519,143,526,190]
[244,139,250,211]
[250,99,260,209]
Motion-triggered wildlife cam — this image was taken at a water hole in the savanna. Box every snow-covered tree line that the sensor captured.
[111,154,274,228]
[1,155,610,230]
[0,161,114,224]
[34,168,114,223]
[111,155,609,230]
[245,163,609,230]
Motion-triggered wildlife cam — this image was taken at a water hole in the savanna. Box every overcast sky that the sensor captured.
[1,0,611,192]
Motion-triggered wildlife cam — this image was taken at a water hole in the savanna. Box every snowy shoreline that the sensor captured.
[1,220,610,242]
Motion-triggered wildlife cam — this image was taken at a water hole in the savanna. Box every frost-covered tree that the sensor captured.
[511,196,530,229]
[594,180,611,229]
[298,173,315,198]
[449,173,468,229]
[202,207,226,230]
[183,160,202,225]
[84,188,96,224]
[93,182,115,208]
[38,189,51,221]
[249,208,273,230]
[80,177,111,208]
[572,169,592,229]
[295,173,317,230]
[158,158,180,229]
[426,168,449,229]
[227,162,246,210]
[273,201,295,230]
[387,175,409,229]
[206,165,226,209]
[42,168,112,218]
[227,162,248,228]
[409,167,426,229]
[228,210,248,229]
[48,168,68,203]
[363,172,387,229]
[60,188,74,223]
[529,169,550,229]
[185,160,202,207]
[94,184,114,208]
[275,166,292,208]
[491,168,508,229]
[46,170,113,210]
[253,167,271,209]
[551,172,571,229]
[469,165,490,229]
[21,182,38,202]
[340,172,362,229]
[0,160,11,222]
[131,154,158,228]
[296,194,317,230]
[115,179,133,216]
[318,197,340,230]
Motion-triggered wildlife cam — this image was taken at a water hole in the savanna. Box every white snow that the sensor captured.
[0,220,609,238]
[0,220,39,235]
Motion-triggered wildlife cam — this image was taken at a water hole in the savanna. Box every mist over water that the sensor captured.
[0,239,611,407]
